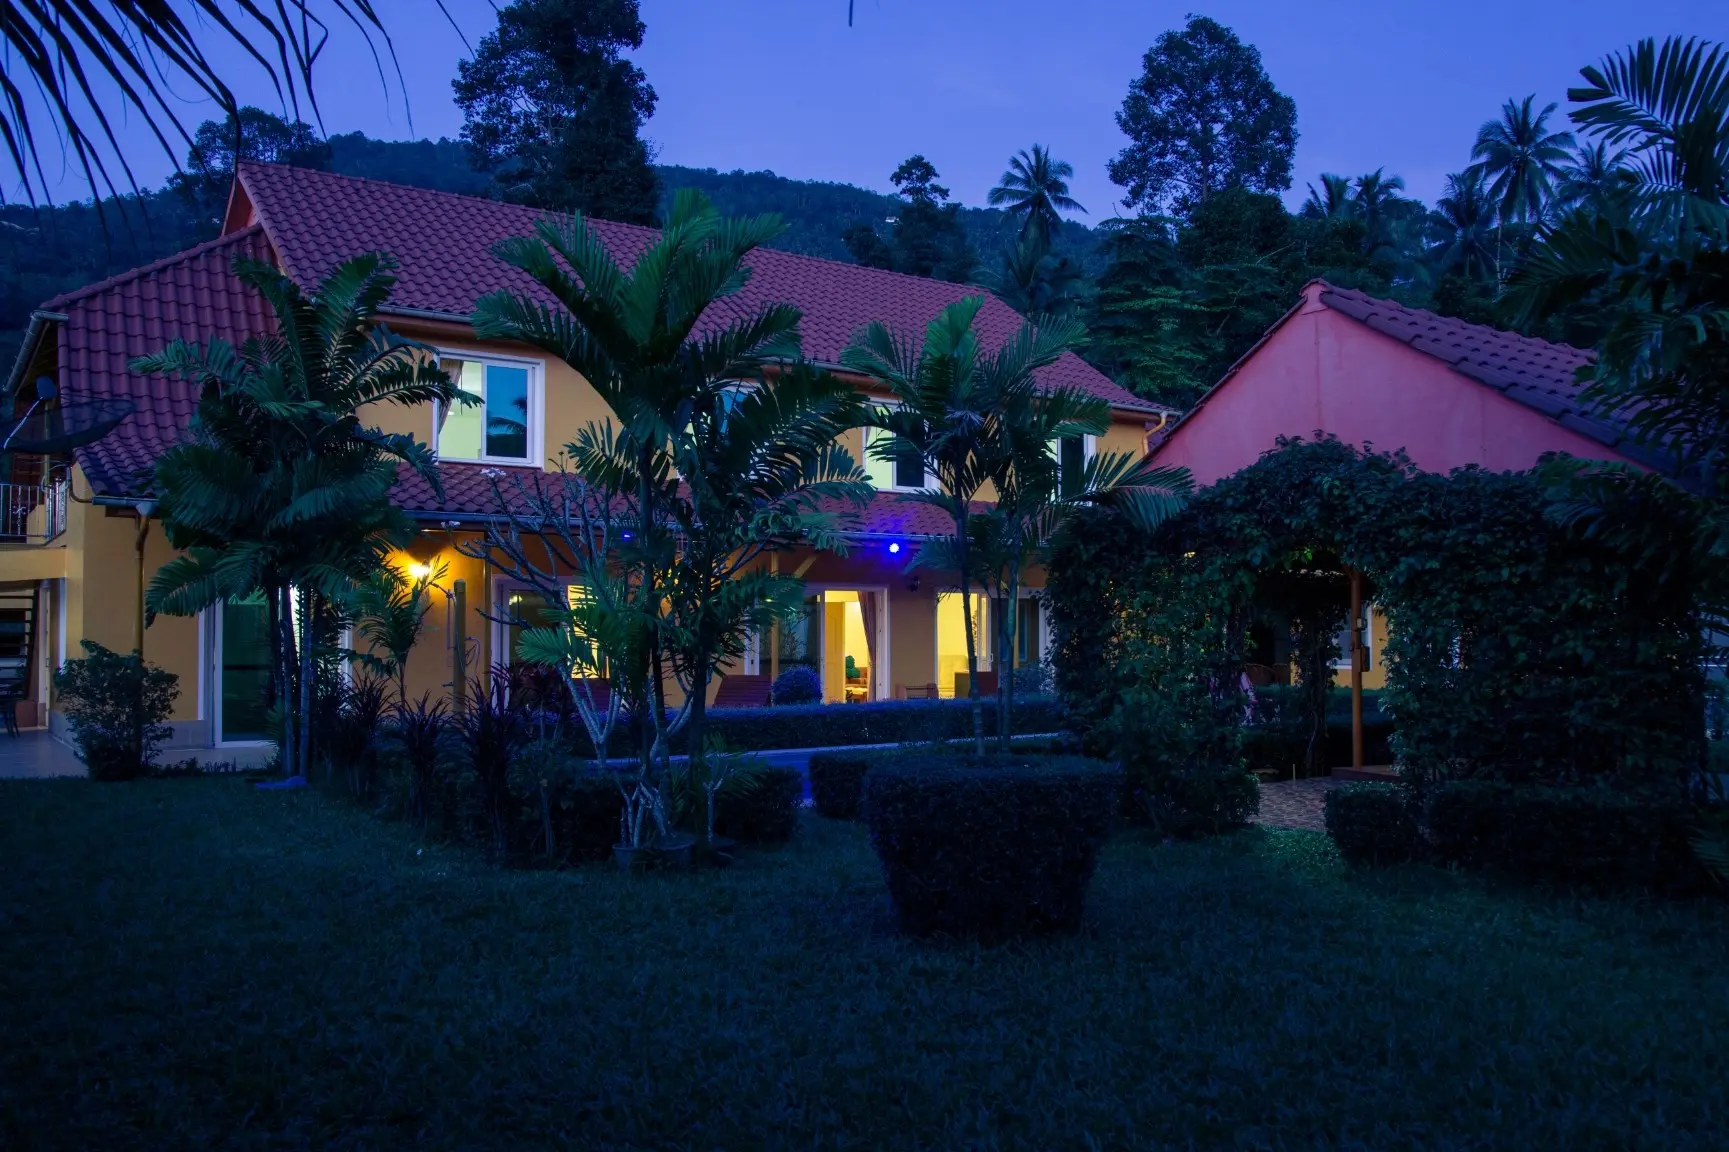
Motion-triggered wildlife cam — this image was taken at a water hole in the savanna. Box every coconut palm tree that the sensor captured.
[1429,170,1498,281]
[1351,168,1409,255]
[4,3,417,207]
[1470,95,1577,259]
[1302,174,1352,220]
[1555,141,1636,211]
[981,231,1088,324]
[135,253,468,780]
[988,145,1087,243]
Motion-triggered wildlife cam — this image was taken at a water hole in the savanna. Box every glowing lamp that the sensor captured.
[406,562,432,580]
[888,541,901,555]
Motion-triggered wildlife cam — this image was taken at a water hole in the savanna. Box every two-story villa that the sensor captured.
[1,164,1173,751]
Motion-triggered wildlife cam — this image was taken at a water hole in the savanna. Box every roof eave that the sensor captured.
[4,310,66,401]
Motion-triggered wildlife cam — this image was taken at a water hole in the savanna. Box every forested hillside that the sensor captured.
[2,136,1096,374]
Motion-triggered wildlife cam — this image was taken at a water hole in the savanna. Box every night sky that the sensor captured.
[17,0,1729,212]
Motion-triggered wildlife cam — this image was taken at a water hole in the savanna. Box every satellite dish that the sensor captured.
[0,387,134,454]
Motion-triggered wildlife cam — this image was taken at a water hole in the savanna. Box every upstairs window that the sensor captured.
[437,355,538,464]
[1049,434,1094,498]
[864,419,927,491]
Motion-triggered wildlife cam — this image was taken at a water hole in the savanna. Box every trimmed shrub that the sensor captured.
[809,752,874,819]
[863,754,1120,941]
[771,665,821,706]
[549,770,627,864]
[1139,765,1260,838]
[1324,783,1420,866]
[698,694,1066,754]
[53,641,179,781]
[714,763,802,844]
[1427,780,1703,890]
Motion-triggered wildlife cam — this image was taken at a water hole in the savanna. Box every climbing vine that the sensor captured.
[1047,437,1709,799]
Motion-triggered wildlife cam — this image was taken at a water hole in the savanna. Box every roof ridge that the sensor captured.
[1314,280,1590,359]
[41,223,267,310]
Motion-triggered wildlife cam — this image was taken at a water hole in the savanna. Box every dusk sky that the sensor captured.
[22,0,1729,213]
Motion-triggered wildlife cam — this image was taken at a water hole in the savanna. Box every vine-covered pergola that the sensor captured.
[1048,438,1710,797]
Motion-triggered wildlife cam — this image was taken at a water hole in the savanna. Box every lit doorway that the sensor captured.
[935,591,990,698]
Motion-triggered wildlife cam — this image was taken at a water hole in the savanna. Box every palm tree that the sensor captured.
[1506,36,1729,476]
[4,3,420,207]
[1351,168,1408,255]
[843,297,1074,753]
[988,145,1087,243]
[349,562,446,703]
[473,189,867,817]
[1555,141,1636,211]
[1302,174,1352,220]
[970,353,1192,750]
[135,253,467,781]
[1429,170,1498,281]
[981,231,1088,324]
[1470,95,1577,263]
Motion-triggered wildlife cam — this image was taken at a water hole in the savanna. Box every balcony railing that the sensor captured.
[0,479,68,543]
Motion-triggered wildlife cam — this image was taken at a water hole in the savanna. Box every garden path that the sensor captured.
[1253,777,1337,832]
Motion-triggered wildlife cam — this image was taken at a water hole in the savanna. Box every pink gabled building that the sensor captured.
[1148,281,1646,691]
[1150,280,1649,485]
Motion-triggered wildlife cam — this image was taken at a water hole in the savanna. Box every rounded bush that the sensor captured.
[808,752,874,819]
[1324,782,1419,866]
[863,754,1121,941]
[771,665,821,706]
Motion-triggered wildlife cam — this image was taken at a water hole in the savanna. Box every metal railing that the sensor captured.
[0,478,68,543]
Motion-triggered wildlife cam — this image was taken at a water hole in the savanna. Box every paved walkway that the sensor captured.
[1252,776,1338,832]
[0,730,84,779]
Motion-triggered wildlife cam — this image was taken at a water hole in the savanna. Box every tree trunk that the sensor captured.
[688,607,714,841]
[997,557,1021,753]
[275,584,296,779]
[297,587,314,781]
[956,508,983,755]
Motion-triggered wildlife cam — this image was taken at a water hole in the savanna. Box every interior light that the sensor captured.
[888,541,901,554]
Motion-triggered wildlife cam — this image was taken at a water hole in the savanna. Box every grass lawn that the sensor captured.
[3,780,1728,1150]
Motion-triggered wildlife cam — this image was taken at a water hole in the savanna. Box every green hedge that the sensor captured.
[714,764,802,844]
[1426,781,1704,891]
[862,754,1120,941]
[1324,783,1420,866]
[697,695,1065,754]
[808,752,873,820]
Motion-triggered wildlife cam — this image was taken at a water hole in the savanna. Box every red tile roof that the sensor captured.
[1153,280,1653,469]
[47,225,279,496]
[397,460,961,538]
[234,163,1158,412]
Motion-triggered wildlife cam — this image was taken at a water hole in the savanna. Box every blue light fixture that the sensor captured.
[621,530,635,541]
[888,541,901,554]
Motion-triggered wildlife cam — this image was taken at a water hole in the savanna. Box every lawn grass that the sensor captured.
[3,779,1727,1150]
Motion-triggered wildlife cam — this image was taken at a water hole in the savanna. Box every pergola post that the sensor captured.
[1349,567,1365,771]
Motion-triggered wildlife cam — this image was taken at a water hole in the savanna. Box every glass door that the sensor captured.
[218,594,273,742]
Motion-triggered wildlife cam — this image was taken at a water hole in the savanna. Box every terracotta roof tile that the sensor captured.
[54,225,278,496]
[235,163,1157,412]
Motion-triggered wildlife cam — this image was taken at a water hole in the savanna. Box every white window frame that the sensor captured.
[434,348,545,468]
[1049,433,1098,496]
[1334,604,1376,672]
[863,403,928,493]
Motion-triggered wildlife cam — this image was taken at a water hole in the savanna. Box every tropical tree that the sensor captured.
[1428,170,1499,281]
[453,0,661,223]
[966,337,1193,750]
[1555,140,1636,212]
[4,2,414,207]
[981,231,1088,324]
[470,189,867,833]
[1350,168,1409,256]
[843,297,1071,752]
[348,561,447,703]
[1507,36,1729,477]
[1109,15,1298,217]
[1302,174,1352,220]
[988,145,1087,243]
[1470,95,1576,258]
[135,254,468,780]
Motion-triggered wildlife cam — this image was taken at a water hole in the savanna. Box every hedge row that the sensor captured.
[809,736,1093,822]
[863,753,1121,940]
[564,695,1068,757]
[1324,779,1711,892]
